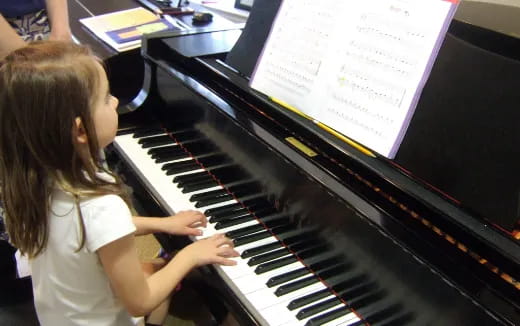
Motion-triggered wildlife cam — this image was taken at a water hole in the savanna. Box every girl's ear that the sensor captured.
[74,117,88,144]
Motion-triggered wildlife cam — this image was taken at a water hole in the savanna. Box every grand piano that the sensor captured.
[109,1,520,325]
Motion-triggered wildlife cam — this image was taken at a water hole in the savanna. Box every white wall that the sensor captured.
[456,0,520,37]
[463,0,520,7]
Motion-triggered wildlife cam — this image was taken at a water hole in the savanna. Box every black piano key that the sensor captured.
[178,174,214,186]
[247,247,290,266]
[182,176,246,193]
[155,151,189,163]
[226,224,266,239]
[240,196,272,209]
[298,244,330,260]
[212,179,260,193]
[195,194,234,208]
[233,230,272,247]
[215,214,255,230]
[190,188,229,202]
[196,153,231,166]
[204,203,242,216]
[348,290,386,310]
[290,279,374,313]
[306,256,344,272]
[267,267,310,287]
[305,306,351,326]
[180,139,216,152]
[338,282,378,302]
[265,252,337,288]
[132,127,165,138]
[287,239,323,253]
[164,160,200,175]
[255,250,299,274]
[210,208,250,223]
[148,145,183,156]
[168,130,201,142]
[226,218,291,239]
[297,296,343,320]
[165,154,229,174]
[117,125,158,136]
[204,165,247,180]
[138,135,174,148]
[191,182,261,203]
[288,288,331,310]
[362,304,404,325]
[241,241,282,259]
[191,150,225,160]
[182,180,219,193]
[205,195,271,216]
[316,264,350,281]
[280,229,319,246]
[252,240,321,272]
[210,205,276,224]
[286,271,367,310]
[275,275,319,297]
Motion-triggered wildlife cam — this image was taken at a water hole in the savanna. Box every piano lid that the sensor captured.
[223,0,520,234]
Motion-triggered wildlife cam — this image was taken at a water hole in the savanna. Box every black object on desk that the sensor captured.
[192,12,213,24]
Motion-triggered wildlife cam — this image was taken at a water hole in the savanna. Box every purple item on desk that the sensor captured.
[105,19,179,44]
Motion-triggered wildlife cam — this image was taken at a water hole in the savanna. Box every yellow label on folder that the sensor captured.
[136,22,169,34]
[286,137,317,157]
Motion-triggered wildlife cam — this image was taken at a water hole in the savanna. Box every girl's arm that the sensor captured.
[133,210,207,236]
[45,0,72,41]
[0,15,25,59]
[98,233,238,317]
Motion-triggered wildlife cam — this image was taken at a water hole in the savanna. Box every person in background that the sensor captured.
[0,41,239,326]
[0,0,72,283]
[0,0,71,58]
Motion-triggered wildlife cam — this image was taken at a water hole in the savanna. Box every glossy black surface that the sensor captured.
[112,10,520,326]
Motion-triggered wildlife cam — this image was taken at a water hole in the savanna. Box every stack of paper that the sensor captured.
[80,7,180,52]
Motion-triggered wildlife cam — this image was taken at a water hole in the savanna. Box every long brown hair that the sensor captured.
[0,41,130,258]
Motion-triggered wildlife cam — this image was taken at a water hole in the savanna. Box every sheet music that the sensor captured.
[251,0,458,158]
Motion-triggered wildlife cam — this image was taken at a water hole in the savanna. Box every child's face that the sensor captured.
[92,62,119,149]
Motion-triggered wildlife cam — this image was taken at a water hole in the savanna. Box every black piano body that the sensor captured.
[110,3,520,325]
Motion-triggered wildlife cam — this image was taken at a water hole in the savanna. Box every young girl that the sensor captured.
[0,41,239,326]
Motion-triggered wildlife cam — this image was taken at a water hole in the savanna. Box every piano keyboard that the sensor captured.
[113,125,395,326]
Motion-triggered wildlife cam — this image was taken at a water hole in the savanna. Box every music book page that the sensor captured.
[250,0,458,158]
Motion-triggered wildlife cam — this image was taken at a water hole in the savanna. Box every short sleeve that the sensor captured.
[82,195,136,253]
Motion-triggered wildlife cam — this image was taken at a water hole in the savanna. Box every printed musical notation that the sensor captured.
[251,0,457,157]
[251,0,340,102]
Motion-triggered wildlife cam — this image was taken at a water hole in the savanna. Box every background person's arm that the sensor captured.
[0,15,25,59]
[45,0,72,41]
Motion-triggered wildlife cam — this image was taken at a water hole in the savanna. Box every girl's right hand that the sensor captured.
[181,234,239,267]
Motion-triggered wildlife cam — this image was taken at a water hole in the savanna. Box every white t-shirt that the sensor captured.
[30,186,144,326]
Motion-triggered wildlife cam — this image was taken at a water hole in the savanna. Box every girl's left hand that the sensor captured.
[161,210,207,236]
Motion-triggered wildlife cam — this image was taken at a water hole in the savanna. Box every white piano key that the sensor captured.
[235,237,280,255]
[114,134,205,213]
[115,132,341,326]
[321,312,360,326]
